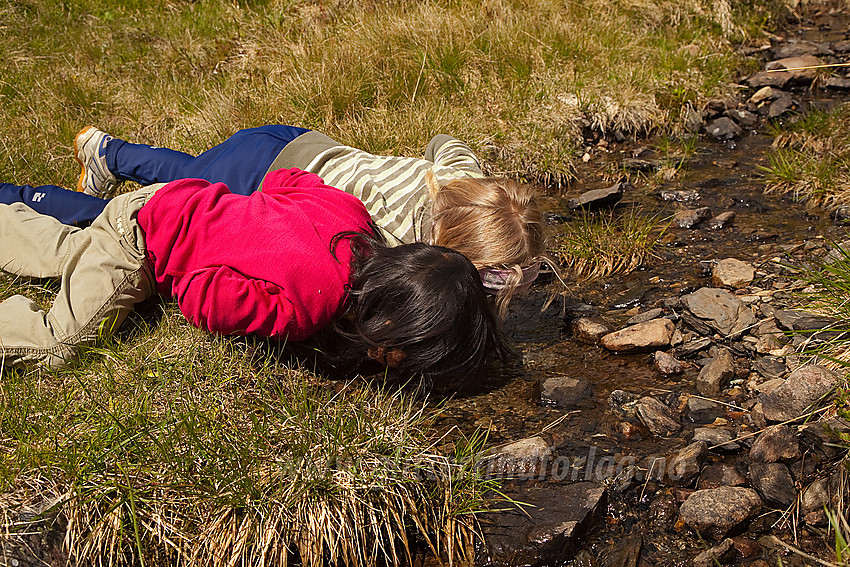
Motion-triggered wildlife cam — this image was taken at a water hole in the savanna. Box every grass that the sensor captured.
[0,314,494,566]
[552,206,670,281]
[0,0,812,564]
[762,103,850,208]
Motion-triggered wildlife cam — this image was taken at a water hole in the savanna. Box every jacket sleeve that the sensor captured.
[174,265,311,340]
[424,135,484,175]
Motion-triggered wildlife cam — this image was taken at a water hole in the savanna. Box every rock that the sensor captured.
[772,308,839,337]
[707,211,735,230]
[765,55,823,82]
[748,86,777,104]
[767,96,798,120]
[697,348,735,395]
[772,40,822,59]
[745,70,792,89]
[540,376,591,407]
[801,477,830,515]
[600,318,675,353]
[835,40,850,53]
[654,351,684,375]
[483,436,552,478]
[666,441,708,486]
[660,189,700,202]
[706,117,743,141]
[800,419,850,460]
[626,307,663,325]
[754,377,784,395]
[477,483,607,566]
[687,397,724,424]
[600,532,642,567]
[635,396,681,437]
[674,336,712,357]
[621,158,660,172]
[571,317,611,345]
[826,77,850,90]
[711,258,755,288]
[679,487,762,540]
[567,182,628,210]
[692,427,739,451]
[683,104,703,132]
[692,538,736,567]
[748,462,796,507]
[760,364,840,422]
[748,425,799,465]
[724,108,758,128]
[673,206,712,229]
[681,287,757,338]
[563,302,599,322]
[698,463,748,489]
[753,356,787,379]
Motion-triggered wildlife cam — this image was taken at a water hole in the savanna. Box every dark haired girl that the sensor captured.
[0,168,505,388]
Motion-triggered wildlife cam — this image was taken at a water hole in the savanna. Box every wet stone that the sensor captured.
[767,96,799,120]
[660,189,700,202]
[654,350,684,375]
[477,483,607,567]
[826,77,850,90]
[563,302,599,322]
[745,70,792,89]
[753,356,787,380]
[724,108,758,128]
[635,396,681,437]
[483,436,552,478]
[673,336,712,357]
[765,55,823,82]
[673,206,712,229]
[707,211,736,230]
[608,389,639,418]
[706,117,743,141]
[571,317,611,345]
[748,462,796,508]
[711,258,755,288]
[678,486,762,540]
[566,181,628,210]
[772,39,823,59]
[760,364,840,422]
[748,86,779,104]
[682,287,757,338]
[749,424,800,462]
[692,538,735,567]
[626,307,663,325]
[698,463,748,489]
[540,375,591,407]
[692,427,739,452]
[600,318,675,353]
[648,491,679,530]
[697,348,735,396]
[687,397,724,424]
[666,441,708,487]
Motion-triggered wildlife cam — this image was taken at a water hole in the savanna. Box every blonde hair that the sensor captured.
[426,172,553,317]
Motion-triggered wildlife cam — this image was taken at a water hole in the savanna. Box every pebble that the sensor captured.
[567,181,628,210]
[571,317,611,345]
[666,441,708,486]
[711,258,755,288]
[654,351,684,375]
[601,318,675,353]
[692,427,739,451]
[540,375,591,407]
[697,348,735,395]
[707,211,735,230]
[673,206,712,229]
[635,396,681,437]
[706,117,743,141]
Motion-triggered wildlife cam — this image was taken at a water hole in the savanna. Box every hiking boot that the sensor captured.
[74,126,120,198]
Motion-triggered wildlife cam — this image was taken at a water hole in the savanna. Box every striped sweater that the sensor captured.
[264,132,484,244]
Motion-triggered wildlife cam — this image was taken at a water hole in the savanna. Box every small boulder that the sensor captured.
[711,258,755,288]
[571,317,611,345]
[654,351,684,375]
[601,318,675,353]
[673,206,712,229]
[679,487,763,540]
[635,396,681,437]
[748,462,796,507]
[749,424,801,463]
[760,364,840,422]
[682,287,756,338]
[697,348,735,395]
[706,117,743,141]
[567,182,628,210]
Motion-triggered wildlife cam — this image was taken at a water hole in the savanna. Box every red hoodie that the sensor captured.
[137,168,372,340]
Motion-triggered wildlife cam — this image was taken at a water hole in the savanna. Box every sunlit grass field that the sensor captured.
[0,0,794,564]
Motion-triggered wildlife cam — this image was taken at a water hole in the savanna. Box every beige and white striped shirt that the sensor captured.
[267,132,484,244]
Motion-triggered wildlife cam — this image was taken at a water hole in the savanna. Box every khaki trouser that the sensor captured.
[0,185,164,370]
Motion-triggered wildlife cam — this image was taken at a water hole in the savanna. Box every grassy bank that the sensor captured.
[0,0,800,564]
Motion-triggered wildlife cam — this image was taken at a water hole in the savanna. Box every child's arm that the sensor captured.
[174,265,323,341]
[424,135,484,175]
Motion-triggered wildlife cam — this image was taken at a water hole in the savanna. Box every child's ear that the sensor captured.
[425,169,441,199]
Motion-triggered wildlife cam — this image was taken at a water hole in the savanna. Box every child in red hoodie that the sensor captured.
[0,168,504,387]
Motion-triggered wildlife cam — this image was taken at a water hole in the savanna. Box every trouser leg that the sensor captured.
[0,189,156,370]
[107,125,310,195]
[0,182,107,227]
